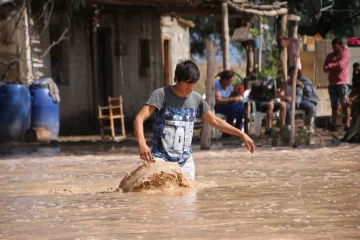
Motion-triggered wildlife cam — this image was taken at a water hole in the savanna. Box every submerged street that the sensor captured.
[0,144,359,240]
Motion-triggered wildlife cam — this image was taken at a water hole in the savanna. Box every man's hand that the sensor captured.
[344,97,352,107]
[138,141,154,162]
[240,133,255,153]
[233,96,243,102]
[280,96,292,103]
[134,105,157,162]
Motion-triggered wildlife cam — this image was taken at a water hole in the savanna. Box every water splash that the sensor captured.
[118,161,192,192]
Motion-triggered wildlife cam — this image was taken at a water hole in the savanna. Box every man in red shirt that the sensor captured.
[323,37,351,131]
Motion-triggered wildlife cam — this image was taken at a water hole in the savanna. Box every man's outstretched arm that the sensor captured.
[202,110,255,153]
[134,104,157,161]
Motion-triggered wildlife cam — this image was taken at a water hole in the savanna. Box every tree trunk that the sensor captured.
[258,16,263,72]
[290,39,301,146]
[227,1,288,16]
[246,42,254,77]
[288,15,300,68]
[221,0,230,70]
[278,14,288,84]
[200,39,217,150]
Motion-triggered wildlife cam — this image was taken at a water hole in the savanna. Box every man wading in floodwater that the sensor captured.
[133,59,255,180]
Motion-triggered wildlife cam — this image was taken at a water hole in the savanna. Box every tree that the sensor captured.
[189,16,245,60]
[288,0,360,37]
[0,0,85,82]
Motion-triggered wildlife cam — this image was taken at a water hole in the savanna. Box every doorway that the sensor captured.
[97,28,113,106]
[162,36,172,86]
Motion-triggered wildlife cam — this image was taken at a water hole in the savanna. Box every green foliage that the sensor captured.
[232,74,242,86]
[250,27,260,38]
[66,0,86,15]
[279,126,290,144]
[271,128,278,146]
[189,17,221,57]
[259,48,279,80]
[258,24,280,80]
[270,126,290,147]
[189,17,242,58]
[288,0,360,38]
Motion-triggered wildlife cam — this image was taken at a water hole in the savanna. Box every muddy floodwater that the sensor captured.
[0,144,359,240]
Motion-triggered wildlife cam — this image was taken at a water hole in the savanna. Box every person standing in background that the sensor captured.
[323,37,351,131]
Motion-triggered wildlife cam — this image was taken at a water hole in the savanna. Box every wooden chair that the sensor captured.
[98,96,126,140]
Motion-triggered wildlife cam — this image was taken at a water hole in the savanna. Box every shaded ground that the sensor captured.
[0,123,350,158]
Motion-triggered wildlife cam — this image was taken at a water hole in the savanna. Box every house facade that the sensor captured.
[0,0,238,136]
[160,15,194,86]
[42,8,165,135]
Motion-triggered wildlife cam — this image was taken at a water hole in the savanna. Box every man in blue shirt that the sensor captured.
[286,66,319,132]
[214,70,245,137]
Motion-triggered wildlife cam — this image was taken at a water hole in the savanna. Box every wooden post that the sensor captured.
[23,8,33,85]
[290,39,301,146]
[258,16,263,72]
[201,39,218,150]
[279,14,288,83]
[246,42,254,76]
[221,0,230,70]
[288,14,301,68]
[90,10,100,130]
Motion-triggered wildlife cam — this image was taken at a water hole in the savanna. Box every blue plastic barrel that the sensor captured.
[30,85,60,140]
[0,83,31,142]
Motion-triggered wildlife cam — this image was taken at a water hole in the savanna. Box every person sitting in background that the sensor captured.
[249,76,290,135]
[285,66,319,132]
[351,62,360,88]
[214,70,245,138]
[342,62,360,142]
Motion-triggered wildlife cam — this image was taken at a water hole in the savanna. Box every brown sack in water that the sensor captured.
[118,160,191,192]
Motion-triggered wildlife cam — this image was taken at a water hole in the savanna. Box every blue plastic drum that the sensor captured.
[0,83,31,142]
[30,85,60,140]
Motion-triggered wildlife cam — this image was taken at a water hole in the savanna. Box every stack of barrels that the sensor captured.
[0,81,59,143]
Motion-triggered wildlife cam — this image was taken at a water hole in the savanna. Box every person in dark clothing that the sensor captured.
[286,66,319,132]
[249,76,290,134]
[342,62,360,142]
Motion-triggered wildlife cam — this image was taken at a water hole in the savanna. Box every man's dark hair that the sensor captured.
[174,59,200,83]
[288,65,302,77]
[332,37,343,46]
[216,70,235,80]
[353,62,360,69]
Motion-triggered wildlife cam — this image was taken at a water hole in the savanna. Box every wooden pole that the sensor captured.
[227,1,288,16]
[201,39,218,150]
[246,42,254,76]
[279,14,288,83]
[258,16,263,72]
[290,39,301,146]
[288,15,300,68]
[221,0,230,70]
[23,8,33,85]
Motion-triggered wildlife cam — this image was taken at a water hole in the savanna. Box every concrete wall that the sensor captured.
[33,9,163,135]
[309,40,360,117]
[28,12,93,135]
[56,15,93,135]
[0,5,32,84]
[107,9,163,122]
[160,16,191,84]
